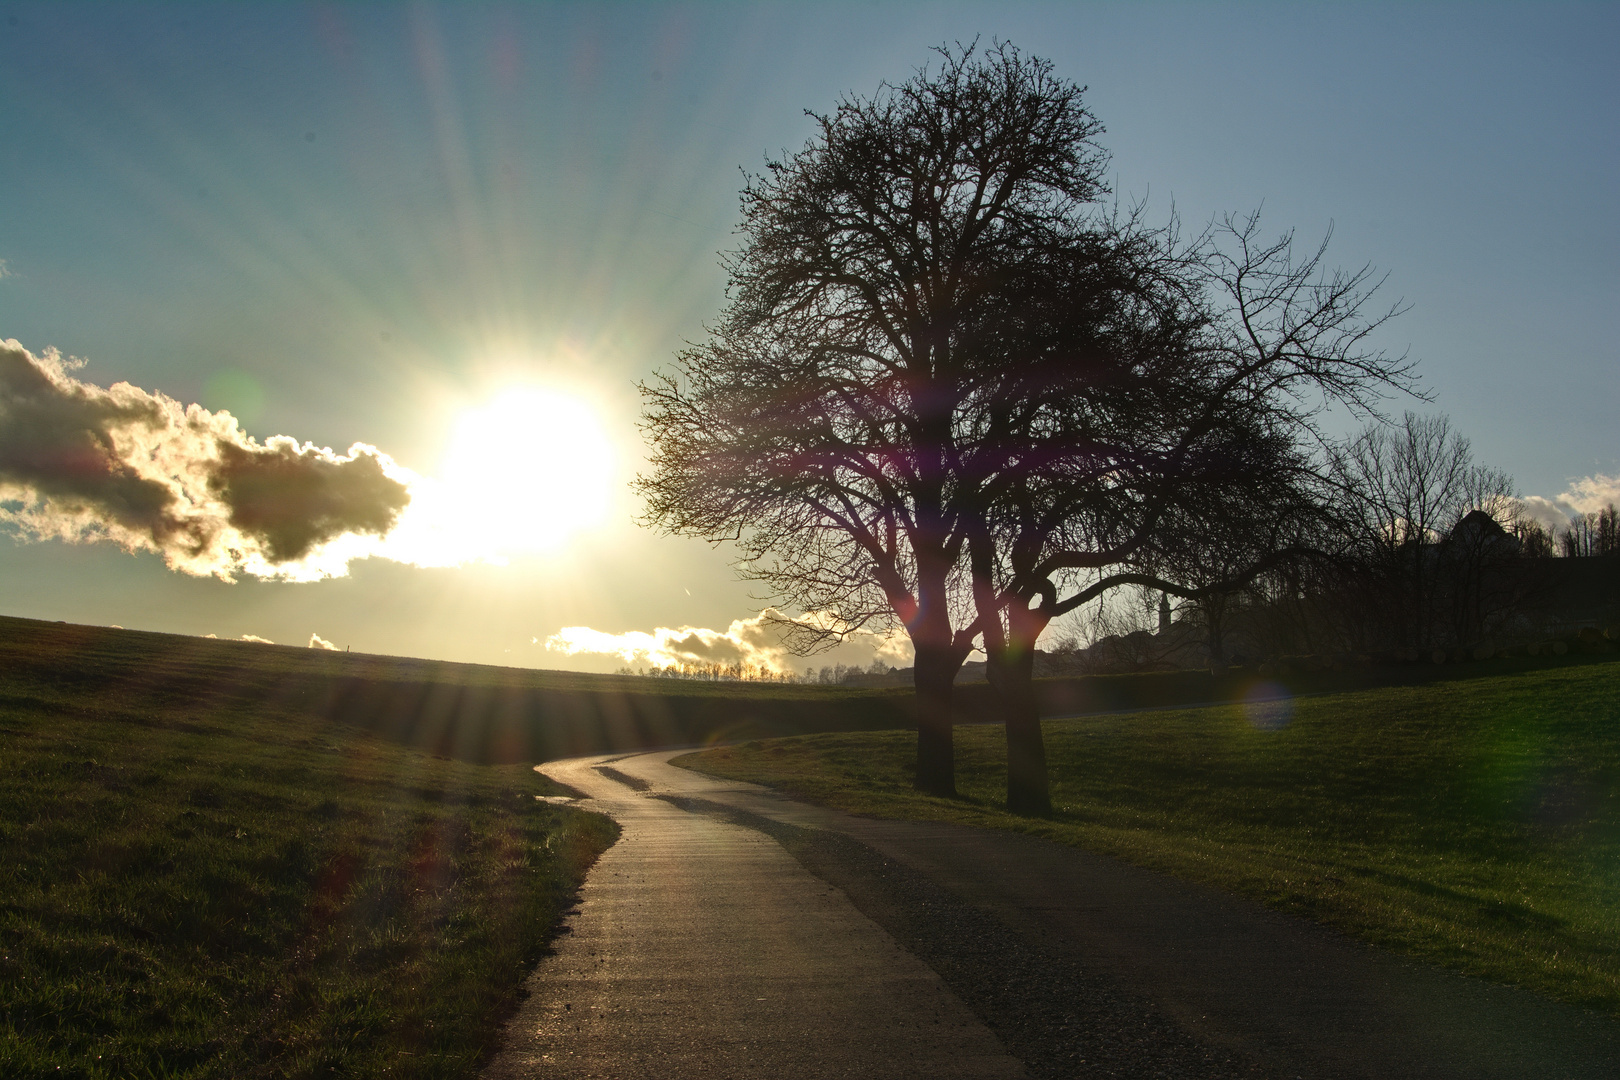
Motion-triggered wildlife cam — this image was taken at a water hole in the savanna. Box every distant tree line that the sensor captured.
[1559,505,1620,558]
[613,657,897,684]
[1050,412,1619,671]
[613,661,798,683]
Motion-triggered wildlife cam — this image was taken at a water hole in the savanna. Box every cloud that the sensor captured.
[0,338,413,580]
[240,634,274,644]
[0,337,625,579]
[309,632,340,650]
[1521,473,1620,534]
[543,608,913,675]
[0,260,12,280]
[1562,474,1620,514]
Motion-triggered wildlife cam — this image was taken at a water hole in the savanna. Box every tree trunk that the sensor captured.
[987,648,1049,815]
[987,605,1052,817]
[1204,595,1228,670]
[908,541,962,797]
[912,643,958,797]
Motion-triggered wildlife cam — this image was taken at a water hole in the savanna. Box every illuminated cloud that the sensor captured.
[1521,473,1620,534]
[0,338,628,579]
[0,339,412,581]
[240,634,274,644]
[543,608,913,675]
[309,632,340,650]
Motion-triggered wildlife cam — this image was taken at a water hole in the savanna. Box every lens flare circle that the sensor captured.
[438,386,614,554]
[1242,681,1294,731]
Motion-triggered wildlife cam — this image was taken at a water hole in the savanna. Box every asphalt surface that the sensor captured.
[482,753,1026,1079]
[486,751,1620,1080]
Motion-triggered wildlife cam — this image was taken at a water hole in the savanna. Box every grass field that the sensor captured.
[0,624,619,1079]
[0,617,915,764]
[678,659,1620,1018]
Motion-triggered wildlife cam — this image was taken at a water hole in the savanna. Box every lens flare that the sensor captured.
[1243,681,1294,731]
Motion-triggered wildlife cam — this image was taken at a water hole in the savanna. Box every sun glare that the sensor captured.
[437,387,616,554]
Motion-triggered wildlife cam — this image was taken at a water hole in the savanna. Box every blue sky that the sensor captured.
[0,2,1614,671]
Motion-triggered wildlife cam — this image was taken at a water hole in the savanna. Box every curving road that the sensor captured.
[482,752,1025,1080]
[485,750,1620,1080]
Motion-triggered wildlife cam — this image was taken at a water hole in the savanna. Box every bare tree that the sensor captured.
[1560,505,1620,557]
[965,212,1413,813]
[1515,518,1556,559]
[1329,413,1518,649]
[639,44,1414,808]
[637,42,1114,795]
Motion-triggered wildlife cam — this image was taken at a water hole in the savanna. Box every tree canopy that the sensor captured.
[637,42,1416,803]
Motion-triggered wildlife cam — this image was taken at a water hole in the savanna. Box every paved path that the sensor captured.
[483,753,1025,1080]
[488,750,1620,1080]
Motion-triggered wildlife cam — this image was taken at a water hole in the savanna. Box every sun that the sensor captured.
[437,386,615,554]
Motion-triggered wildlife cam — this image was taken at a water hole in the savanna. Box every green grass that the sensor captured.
[677,660,1620,1017]
[0,626,619,1079]
[0,617,914,763]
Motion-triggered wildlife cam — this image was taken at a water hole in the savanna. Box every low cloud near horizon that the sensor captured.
[1520,473,1620,534]
[0,338,545,580]
[543,609,913,676]
[0,339,412,581]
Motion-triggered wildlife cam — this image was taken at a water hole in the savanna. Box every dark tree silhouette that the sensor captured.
[637,42,1116,795]
[637,43,1416,804]
[963,212,1415,813]
[1327,412,1518,649]
[1560,505,1620,558]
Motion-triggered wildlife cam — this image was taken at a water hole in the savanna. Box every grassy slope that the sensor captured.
[0,623,619,1079]
[678,660,1620,1017]
[0,617,914,764]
